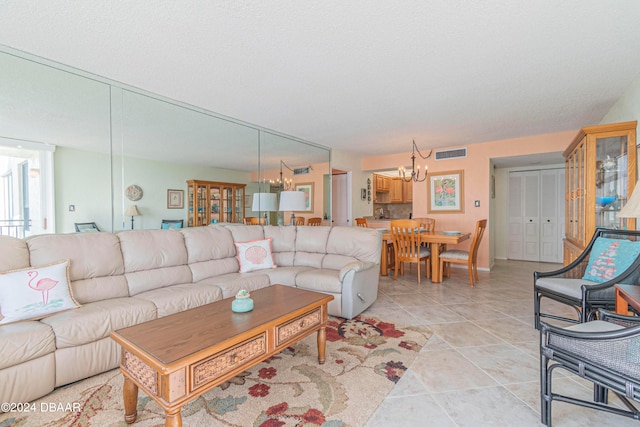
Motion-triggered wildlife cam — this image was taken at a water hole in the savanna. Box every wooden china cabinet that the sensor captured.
[563,121,637,265]
[186,180,246,227]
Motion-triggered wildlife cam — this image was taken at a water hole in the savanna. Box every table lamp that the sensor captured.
[251,192,277,225]
[278,191,306,225]
[125,205,141,230]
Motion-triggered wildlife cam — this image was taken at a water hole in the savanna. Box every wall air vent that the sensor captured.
[435,148,467,160]
[293,166,311,175]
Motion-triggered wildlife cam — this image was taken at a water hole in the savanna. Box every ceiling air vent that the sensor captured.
[435,148,467,160]
[293,166,311,175]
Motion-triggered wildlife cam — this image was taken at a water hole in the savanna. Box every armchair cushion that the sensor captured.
[534,278,592,300]
[582,237,640,283]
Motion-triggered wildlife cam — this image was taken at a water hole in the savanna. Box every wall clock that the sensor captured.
[125,184,143,201]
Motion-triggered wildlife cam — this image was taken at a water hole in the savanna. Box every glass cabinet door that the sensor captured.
[594,134,630,230]
[235,187,244,223]
[209,185,221,225]
[222,186,233,223]
[195,183,207,226]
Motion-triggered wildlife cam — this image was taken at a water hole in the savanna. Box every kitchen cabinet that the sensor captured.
[187,180,246,227]
[403,180,413,202]
[563,121,637,264]
[390,178,403,203]
[374,174,390,192]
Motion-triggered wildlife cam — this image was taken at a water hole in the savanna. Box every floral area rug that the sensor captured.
[1,315,430,427]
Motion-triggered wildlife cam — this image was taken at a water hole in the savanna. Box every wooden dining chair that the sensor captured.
[413,217,436,232]
[357,217,395,271]
[390,219,431,284]
[308,217,322,226]
[439,219,487,286]
[295,217,305,225]
[413,217,438,250]
[355,217,368,227]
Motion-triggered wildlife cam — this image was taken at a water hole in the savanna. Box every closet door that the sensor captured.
[522,172,541,261]
[507,173,524,260]
[508,169,564,262]
[540,170,564,263]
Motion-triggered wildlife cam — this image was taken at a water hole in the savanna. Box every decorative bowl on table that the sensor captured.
[596,196,617,207]
[231,289,254,313]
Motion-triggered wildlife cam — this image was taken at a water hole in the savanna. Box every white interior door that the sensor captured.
[523,171,540,261]
[507,173,524,259]
[508,168,564,263]
[332,173,348,226]
[540,169,564,263]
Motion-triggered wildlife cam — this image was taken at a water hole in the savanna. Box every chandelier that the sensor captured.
[270,160,294,190]
[399,140,433,182]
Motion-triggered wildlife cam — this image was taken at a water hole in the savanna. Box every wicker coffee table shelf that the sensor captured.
[110,285,333,427]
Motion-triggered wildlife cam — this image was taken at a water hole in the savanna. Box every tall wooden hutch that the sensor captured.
[563,121,637,264]
[186,180,246,227]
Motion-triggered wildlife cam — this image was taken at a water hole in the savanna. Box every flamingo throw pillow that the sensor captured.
[235,238,277,273]
[0,259,80,325]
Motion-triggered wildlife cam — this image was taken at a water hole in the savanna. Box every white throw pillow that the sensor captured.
[0,260,80,324]
[235,238,277,273]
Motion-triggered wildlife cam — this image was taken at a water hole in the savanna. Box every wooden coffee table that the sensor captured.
[110,285,333,427]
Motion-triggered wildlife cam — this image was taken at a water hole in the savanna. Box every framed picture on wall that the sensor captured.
[295,183,314,212]
[167,189,184,209]
[427,170,464,213]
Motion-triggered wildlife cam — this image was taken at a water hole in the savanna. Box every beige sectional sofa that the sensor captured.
[0,224,381,405]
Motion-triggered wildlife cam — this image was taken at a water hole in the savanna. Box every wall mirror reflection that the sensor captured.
[0,46,331,235]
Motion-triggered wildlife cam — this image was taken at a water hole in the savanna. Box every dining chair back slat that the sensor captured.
[390,219,431,284]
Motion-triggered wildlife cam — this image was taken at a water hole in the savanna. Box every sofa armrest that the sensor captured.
[339,261,375,281]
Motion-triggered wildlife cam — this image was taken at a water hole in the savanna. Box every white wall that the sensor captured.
[601,72,640,124]
[331,148,372,223]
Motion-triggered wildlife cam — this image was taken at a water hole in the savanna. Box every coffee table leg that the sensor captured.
[165,409,183,427]
[317,326,327,364]
[123,376,138,424]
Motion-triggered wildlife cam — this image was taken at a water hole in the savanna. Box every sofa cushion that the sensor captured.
[296,226,331,253]
[225,224,265,243]
[134,283,224,317]
[118,229,192,295]
[0,321,55,369]
[582,237,640,283]
[180,226,236,264]
[235,238,276,272]
[40,297,157,349]
[327,226,381,264]
[197,273,271,299]
[296,269,342,294]
[265,226,297,267]
[256,266,312,287]
[27,232,128,304]
[0,260,80,325]
[0,235,30,271]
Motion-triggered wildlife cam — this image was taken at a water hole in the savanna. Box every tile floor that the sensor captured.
[364,259,638,427]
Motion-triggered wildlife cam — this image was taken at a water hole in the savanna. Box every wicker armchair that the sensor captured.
[540,309,640,426]
[534,228,640,330]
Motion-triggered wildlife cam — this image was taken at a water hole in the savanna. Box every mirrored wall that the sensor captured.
[0,46,331,235]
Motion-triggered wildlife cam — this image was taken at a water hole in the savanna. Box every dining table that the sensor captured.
[378,229,471,283]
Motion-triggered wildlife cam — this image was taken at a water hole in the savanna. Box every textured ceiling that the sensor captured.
[1,0,640,160]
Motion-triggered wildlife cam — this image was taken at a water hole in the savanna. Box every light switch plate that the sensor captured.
[474,200,480,207]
